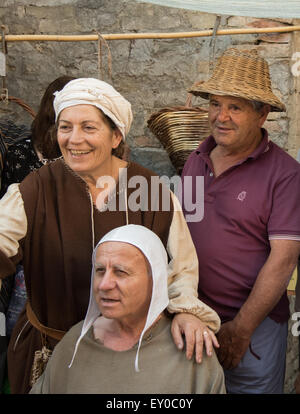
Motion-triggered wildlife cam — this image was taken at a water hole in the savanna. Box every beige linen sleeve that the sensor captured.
[0,183,27,277]
[166,192,220,333]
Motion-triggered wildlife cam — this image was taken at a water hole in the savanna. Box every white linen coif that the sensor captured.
[53,78,133,141]
[68,224,169,372]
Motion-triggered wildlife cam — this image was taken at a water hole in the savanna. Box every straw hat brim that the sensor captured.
[189,81,286,112]
[188,48,286,112]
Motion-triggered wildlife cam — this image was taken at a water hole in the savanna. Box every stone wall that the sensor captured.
[1,0,299,393]
[1,1,299,174]
[286,296,299,394]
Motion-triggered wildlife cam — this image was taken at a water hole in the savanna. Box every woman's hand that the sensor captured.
[171,313,219,363]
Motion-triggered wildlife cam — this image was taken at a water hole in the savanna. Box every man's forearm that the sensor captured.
[234,240,300,337]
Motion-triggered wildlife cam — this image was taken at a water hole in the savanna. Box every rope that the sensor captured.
[209,15,221,74]
[94,30,112,82]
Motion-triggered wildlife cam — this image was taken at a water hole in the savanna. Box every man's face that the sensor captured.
[93,241,153,325]
[208,95,269,153]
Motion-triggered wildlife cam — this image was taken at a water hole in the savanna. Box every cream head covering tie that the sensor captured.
[69,224,169,372]
[53,78,133,140]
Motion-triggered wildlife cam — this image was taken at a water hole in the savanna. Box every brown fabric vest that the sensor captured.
[7,159,173,393]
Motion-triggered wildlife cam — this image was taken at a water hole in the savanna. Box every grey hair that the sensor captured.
[250,100,267,112]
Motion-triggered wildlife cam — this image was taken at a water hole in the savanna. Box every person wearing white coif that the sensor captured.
[30,225,226,394]
[0,78,220,394]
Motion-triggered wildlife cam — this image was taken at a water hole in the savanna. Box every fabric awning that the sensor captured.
[135,0,300,19]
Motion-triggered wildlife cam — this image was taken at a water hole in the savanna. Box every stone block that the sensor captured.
[16,5,26,19]
[269,61,290,95]
[130,147,177,178]
[248,19,292,43]
[0,8,6,19]
[257,44,290,59]
[230,34,258,45]
[120,2,181,31]
[76,0,121,11]
[264,120,282,134]
[227,16,256,27]
[133,135,161,148]
[26,5,75,20]
[258,32,291,44]
[183,11,218,30]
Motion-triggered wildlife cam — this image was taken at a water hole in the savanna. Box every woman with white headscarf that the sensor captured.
[0,78,220,394]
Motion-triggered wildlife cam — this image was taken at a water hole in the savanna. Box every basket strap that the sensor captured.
[185,93,193,107]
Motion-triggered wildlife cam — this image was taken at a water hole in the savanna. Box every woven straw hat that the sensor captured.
[189,48,285,112]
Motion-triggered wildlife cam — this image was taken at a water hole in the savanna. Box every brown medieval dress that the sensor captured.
[2,159,174,393]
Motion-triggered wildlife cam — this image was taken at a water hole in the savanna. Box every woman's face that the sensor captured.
[57,104,122,179]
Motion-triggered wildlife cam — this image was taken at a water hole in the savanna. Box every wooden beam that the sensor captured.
[1,25,300,42]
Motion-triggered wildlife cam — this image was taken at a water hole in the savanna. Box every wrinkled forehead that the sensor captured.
[209,94,251,105]
[95,241,152,275]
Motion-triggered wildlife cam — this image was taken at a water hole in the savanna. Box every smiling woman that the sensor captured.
[0,77,220,394]
[57,104,124,199]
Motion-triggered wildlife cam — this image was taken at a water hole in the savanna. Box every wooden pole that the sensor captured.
[1,25,300,42]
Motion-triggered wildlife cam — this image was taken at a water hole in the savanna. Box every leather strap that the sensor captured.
[26,302,66,341]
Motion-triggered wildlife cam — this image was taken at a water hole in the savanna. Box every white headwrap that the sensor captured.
[69,224,169,371]
[53,78,133,141]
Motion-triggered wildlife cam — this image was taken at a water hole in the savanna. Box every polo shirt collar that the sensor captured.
[195,128,270,161]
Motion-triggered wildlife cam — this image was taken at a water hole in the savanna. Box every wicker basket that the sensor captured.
[147,97,210,174]
[0,95,36,119]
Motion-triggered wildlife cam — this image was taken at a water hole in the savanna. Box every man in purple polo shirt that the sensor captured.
[182,48,300,394]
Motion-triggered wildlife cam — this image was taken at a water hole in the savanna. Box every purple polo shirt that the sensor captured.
[181,129,300,323]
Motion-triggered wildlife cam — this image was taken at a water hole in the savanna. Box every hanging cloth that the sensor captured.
[135,0,300,19]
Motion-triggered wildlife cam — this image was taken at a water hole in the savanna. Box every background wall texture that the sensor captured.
[1,0,299,393]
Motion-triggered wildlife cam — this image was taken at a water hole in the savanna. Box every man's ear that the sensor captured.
[259,104,271,126]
